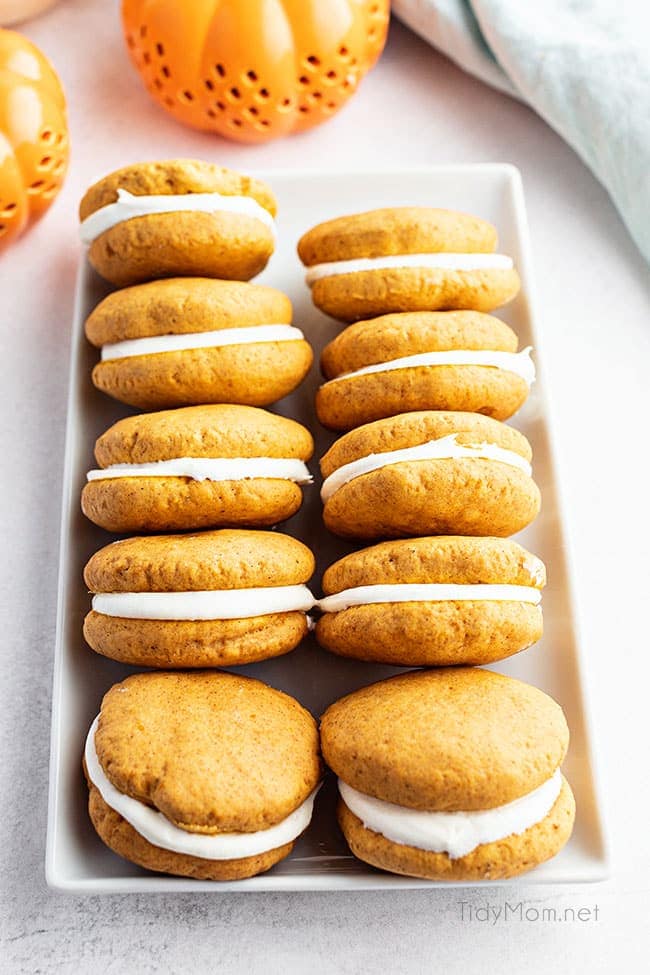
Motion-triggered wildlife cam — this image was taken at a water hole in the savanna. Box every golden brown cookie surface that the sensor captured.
[88,785,293,881]
[95,671,321,833]
[337,778,576,882]
[87,278,312,411]
[84,529,315,592]
[82,405,313,533]
[84,530,315,668]
[320,668,569,811]
[316,537,545,666]
[317,311,529,429]
[80,160,277,287]
[297,208,497,264]
[298,207,520,320]
[320,411,539,539]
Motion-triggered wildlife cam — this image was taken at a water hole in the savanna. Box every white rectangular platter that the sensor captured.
[47,164,608,892]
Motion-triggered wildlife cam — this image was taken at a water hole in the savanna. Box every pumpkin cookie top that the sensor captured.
[321,536,545,595]
[93,404,314,468]
[85,529,315,593]
[320,668,569,812]
[298,207,497,265]
[320,311,520,378]
[80,159,277,222]
[85,278,292,346]
[320,410,531,481]
[94,671,321,834]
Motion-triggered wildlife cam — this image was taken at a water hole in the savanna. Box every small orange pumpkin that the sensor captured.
[0,29,69,251]
[121,0,389,144]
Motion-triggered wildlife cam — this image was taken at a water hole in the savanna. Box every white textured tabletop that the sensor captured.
[1,3,648,972]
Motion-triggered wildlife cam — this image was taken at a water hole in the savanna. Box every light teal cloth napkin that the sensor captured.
[393,0,650,262]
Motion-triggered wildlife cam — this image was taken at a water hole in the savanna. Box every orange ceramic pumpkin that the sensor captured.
[122,0,389,143]
[0,29,69,251]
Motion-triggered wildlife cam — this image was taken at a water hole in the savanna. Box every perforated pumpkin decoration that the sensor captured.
[121,0,389,143]
[0,29,69,251]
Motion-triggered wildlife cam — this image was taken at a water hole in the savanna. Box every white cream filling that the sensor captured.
[339,769,562,860]
[305,252,513,286]
[80,188,276,245]
[85,717,318,860]
[320,433,531,503]
[92,584,316,620]
[100,325,305,362]
[317,583,541,614]
[87,457,313,484]
[326,347,535,387]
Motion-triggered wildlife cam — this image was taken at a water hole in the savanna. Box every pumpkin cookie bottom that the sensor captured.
[311,267,521,321]
[93,340,313,411]
[84,610,309,668]
[316,364,528,430]
[337,777,575,881]
[81,477,304,533]
[88,785,294,881]
[322,459,541,540]
[315,600,542,666]
[88,210,274,288]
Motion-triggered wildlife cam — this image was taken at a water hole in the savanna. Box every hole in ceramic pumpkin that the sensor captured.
[311,91,322,100]
[229,87,241,99]
[326,70,337,79]
[55,133,66,146]
[298,75,309,86]
[307,55,320,66]
[179,90,194,103]
[207,109,216,118]
[164,96,174,107]
[216,63,226,77]
[28,180,44,192]
[276,98,294,114]
[162,65,171,78]
[139,24,147,37]
[205,79,214,91]
[39,156,53,170]
[53,160,65,176]
[154,78,162,90]
[0,224,7,235]
[299,105,309,114]
[1,203,17,215]
[216,100,226,110]
[245,106,259,118]
[368,27,377,39]
[259,87,270,99]
[156,42,164,56]
[246,70,258,82]
[338,46,349,58]
[41,129,54,144]
[230,118,243,128]
[126,34,135,49]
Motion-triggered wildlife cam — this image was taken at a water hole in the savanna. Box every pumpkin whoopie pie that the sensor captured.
[320,411,540,539]
[317,311,533,430]
[79,159,277,287]
[320,668,575,882]
[86,278,313,410]
[82,404,313,533]
[317,536,544,666]
[84,671,322,881]
[84,530,316,668]
[298,207,520,321]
